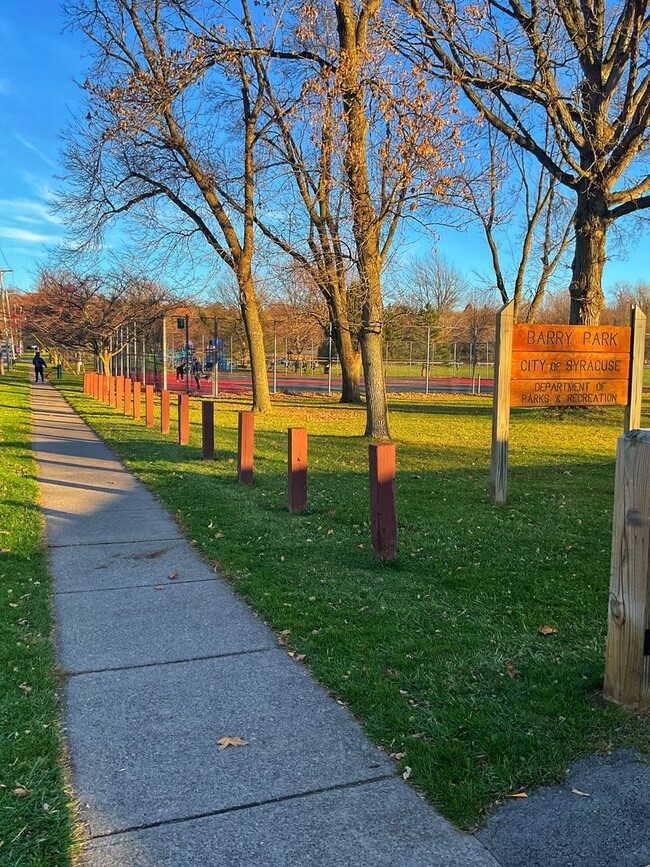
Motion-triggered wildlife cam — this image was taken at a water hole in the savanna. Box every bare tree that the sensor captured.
[26,268,176,373]
[60,0,273,410]
[400,0,650,324]
[452,122,573,321]
[307,0,462,437]
[254,50,364,402]
[403,251,468,338]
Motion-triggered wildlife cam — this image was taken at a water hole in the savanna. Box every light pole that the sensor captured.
[162,316,168,390]
[273,320,278,395]
[212,317,219,398]
[185,314,190,394]
[425,325,431,396]
[327,323,333,394]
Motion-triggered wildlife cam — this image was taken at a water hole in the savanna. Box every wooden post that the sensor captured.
[83,372,88,394]
[238,411,254,484]
[202,401,214,459]
[624,305,646,433]
[160,389,171,435]
[108,375,116,407]
[178,393,190,445]
[115,375,125,413]
[145,384,154,428]
[89,372,95,398]
[124,377,132,416]
[133,381,142,421]
[288,428,308,512]
[604,430,650,712]
[369,443,397,561]
[490,300,515,505]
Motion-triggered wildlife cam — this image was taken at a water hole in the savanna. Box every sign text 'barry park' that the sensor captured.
[510,325,631,407]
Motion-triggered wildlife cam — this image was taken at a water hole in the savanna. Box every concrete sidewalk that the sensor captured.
[32,385,499,866]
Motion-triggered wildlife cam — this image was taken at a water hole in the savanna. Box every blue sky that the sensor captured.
[0,2,648,298]
[0,2,86,289]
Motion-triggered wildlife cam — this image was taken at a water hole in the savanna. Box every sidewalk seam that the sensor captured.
[64,646,276,677]
[84,774,397,842]
[47,536,183,549]
[55,576,217,595]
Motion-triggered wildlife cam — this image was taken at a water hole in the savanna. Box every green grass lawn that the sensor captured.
[56,376,650,830]
[0,364,74,865]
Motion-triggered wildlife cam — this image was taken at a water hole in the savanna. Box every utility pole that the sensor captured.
[1,269,15,372]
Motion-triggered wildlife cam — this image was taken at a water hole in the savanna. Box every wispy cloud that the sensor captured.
[0,198,62,225]
[0,226,61,244]
[13,132,57,169]
[20,171,57,202]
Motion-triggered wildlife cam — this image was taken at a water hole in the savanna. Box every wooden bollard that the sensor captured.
[369,443,397,561]
[124,377,132,415]
[115,375,125,413]
[178,393,190,445]
[133,381,142,421]
[160,390,171,435]
[604,430,650,712]
[288,428,308,512]
[202,401,214,460]
[237,411,254,484]
[108,376,116,407]
[145,385,155,428]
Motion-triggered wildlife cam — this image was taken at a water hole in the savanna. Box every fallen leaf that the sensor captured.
[0,548,11,554]
[538,625,557,636]
[9,603,18,608]
[506,660,520,679]
[217,736,249,750]
[277,629,291,646]
[168,572,178,580]
[288,652,306,662]
[14,787,29,797]
[391,751,406,761]
[571,787,590,797]
[214,532,224,539]
[508,792,528,798]
[328,510,337,516]
[154,585,165,591]
[42,803,53,812]
[18,683,32,694]
[402,766,412,781]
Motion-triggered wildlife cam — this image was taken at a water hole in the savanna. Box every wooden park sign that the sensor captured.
[490,300,646,505]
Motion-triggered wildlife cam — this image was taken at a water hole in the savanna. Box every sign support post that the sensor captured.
[624,305,646,433]
[490,300,514,506]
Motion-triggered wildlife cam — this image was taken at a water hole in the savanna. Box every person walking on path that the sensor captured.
[32,350,47,383]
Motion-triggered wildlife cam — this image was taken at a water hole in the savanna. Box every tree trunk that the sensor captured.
[328,291,362,403]
[239,275,271,412]
[337,329,362,404]
[335,0,390,438]
[569,195,609,325]
[361,327,390,439]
